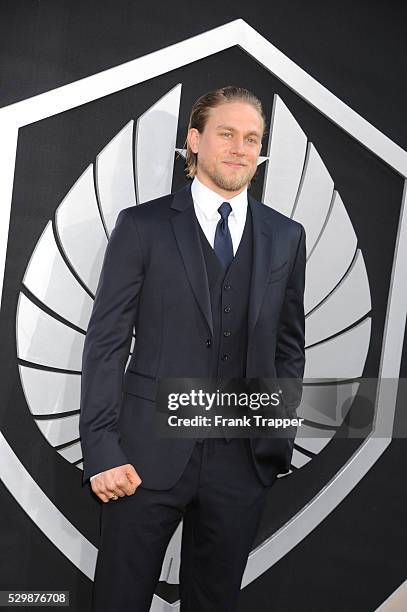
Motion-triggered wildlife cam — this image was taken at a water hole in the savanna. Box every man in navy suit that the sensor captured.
[80,86,306,611]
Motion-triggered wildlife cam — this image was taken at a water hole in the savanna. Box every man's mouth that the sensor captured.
[223,161,246,169]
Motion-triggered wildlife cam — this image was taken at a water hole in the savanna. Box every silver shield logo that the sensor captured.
[0,19,406,612]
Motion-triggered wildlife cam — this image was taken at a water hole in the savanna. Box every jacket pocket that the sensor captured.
[268,260,288,284]
[123,370,157,401]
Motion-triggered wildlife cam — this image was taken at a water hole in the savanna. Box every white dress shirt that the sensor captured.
[89,178,249,481]
[191,176,248,254]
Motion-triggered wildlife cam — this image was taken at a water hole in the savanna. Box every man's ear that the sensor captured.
[187,128,200,154]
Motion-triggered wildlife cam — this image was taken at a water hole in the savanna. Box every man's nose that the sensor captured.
[230,137,245,155]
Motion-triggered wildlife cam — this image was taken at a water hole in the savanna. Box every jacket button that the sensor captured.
[224,283,231,291]
[221,354,229,361]
[206,339,212,347]
[224,306,231,313]
[223,330,231,337]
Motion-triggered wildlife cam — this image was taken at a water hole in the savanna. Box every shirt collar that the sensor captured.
[191,176,248,221]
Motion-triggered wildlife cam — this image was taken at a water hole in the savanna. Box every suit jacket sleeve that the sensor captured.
[79,208,144,484]
[275,225,306,413]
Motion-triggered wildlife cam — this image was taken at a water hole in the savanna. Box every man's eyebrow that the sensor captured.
[216,125,262,137]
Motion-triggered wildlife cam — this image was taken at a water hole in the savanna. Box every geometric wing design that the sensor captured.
[292,143,334,255]
[262,95,372,471]
[304,191,357,313]
[15,89,374,588]
[135,84,181,204]
[55,164,108,295]
[304,318,371,380]
[22,221,93,331]
[262,95,307,218]
[16,293,85,371]
[305,249,371,346]
[35,414,80,447]
[16,87,182,471]
[95,120,137,236]
[19,366,81,416]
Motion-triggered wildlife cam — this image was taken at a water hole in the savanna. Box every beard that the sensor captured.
[198,159,256,193]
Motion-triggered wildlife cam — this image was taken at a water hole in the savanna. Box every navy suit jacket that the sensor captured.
[79,183,306,488]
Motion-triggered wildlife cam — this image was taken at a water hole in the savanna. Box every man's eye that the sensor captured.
[221,132,232,138]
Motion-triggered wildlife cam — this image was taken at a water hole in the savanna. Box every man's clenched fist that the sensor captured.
[90,464,142,503]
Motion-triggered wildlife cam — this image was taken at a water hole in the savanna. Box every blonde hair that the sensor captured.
[185,86,266,178]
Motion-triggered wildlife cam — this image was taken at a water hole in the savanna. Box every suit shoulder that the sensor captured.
[253,198,305,236]
[119,192,174,224]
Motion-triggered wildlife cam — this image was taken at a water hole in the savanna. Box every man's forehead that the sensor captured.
[206,101,264,131]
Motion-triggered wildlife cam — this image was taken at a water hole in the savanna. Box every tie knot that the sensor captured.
[218,201,232,220]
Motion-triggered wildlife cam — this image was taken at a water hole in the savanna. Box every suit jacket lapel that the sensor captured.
[247,194,274,339]
[170,186,273,341]
[170,184,213,337]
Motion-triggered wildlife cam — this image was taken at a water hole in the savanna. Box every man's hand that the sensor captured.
[90,464,142,503]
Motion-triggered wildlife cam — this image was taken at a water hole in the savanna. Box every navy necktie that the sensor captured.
[214,201,233,269]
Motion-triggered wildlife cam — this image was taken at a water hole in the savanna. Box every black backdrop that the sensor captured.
[0,2,406,611]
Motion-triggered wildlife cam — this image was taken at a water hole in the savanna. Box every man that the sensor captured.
[79,86,306,611]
